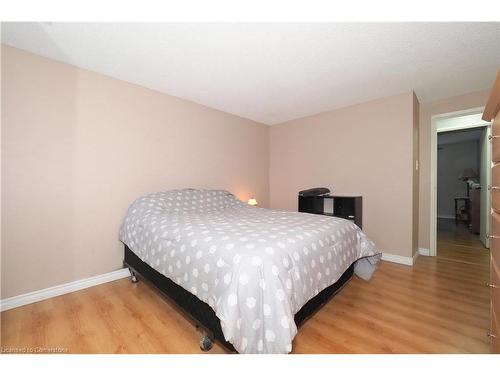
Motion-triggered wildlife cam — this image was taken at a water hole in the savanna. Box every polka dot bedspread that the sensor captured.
[119,189,381,353]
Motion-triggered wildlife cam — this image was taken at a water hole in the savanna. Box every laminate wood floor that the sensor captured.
[1,252,491,354]
[437,218,489,266]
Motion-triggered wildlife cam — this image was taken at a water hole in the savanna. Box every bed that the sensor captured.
[119,189,381,353]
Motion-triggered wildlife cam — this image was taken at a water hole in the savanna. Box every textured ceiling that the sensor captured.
[2,22,499,125]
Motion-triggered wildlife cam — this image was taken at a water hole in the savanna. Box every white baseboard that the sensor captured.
[437,215,455,220]
[418,248,431,256]
[0,268,131,312]
[381,252,414,266]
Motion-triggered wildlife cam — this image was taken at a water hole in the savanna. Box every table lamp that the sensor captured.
[248,197,258,206]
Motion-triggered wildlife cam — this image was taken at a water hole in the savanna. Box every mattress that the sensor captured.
[119,189,381,353]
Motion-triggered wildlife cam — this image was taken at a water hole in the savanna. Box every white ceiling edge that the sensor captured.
[2,22,499,125]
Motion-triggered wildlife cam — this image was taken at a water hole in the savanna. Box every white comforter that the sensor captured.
[119,189,381,353]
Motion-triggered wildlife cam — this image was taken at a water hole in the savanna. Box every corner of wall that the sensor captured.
[412,91,420,255]
[265,123,271,209]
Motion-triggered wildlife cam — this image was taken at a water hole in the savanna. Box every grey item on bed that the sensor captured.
[119,189,381,353]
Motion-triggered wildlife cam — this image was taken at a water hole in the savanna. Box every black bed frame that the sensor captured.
[123,245,354,353]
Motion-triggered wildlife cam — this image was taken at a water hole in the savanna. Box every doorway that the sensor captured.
[430,108,492,260]
[436,127,490,264]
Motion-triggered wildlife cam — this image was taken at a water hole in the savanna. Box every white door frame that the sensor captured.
[430,106,489,256]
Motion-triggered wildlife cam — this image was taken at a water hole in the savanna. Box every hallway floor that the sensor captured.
[437,218,490,265]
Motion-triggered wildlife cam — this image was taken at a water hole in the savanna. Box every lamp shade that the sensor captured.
[458,168,478,181]
[248,197,258,206]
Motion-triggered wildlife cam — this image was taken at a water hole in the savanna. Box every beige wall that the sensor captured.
[2,43,490,299]
[1,46,269,298]
[418,90,490,250]
[269,92,417,258]
[0,43,3,298]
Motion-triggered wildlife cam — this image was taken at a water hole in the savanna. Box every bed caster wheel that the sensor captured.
[130,270,139,283]
[199,335,213,352]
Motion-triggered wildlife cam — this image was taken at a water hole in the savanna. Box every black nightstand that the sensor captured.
[298,195,362,229]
